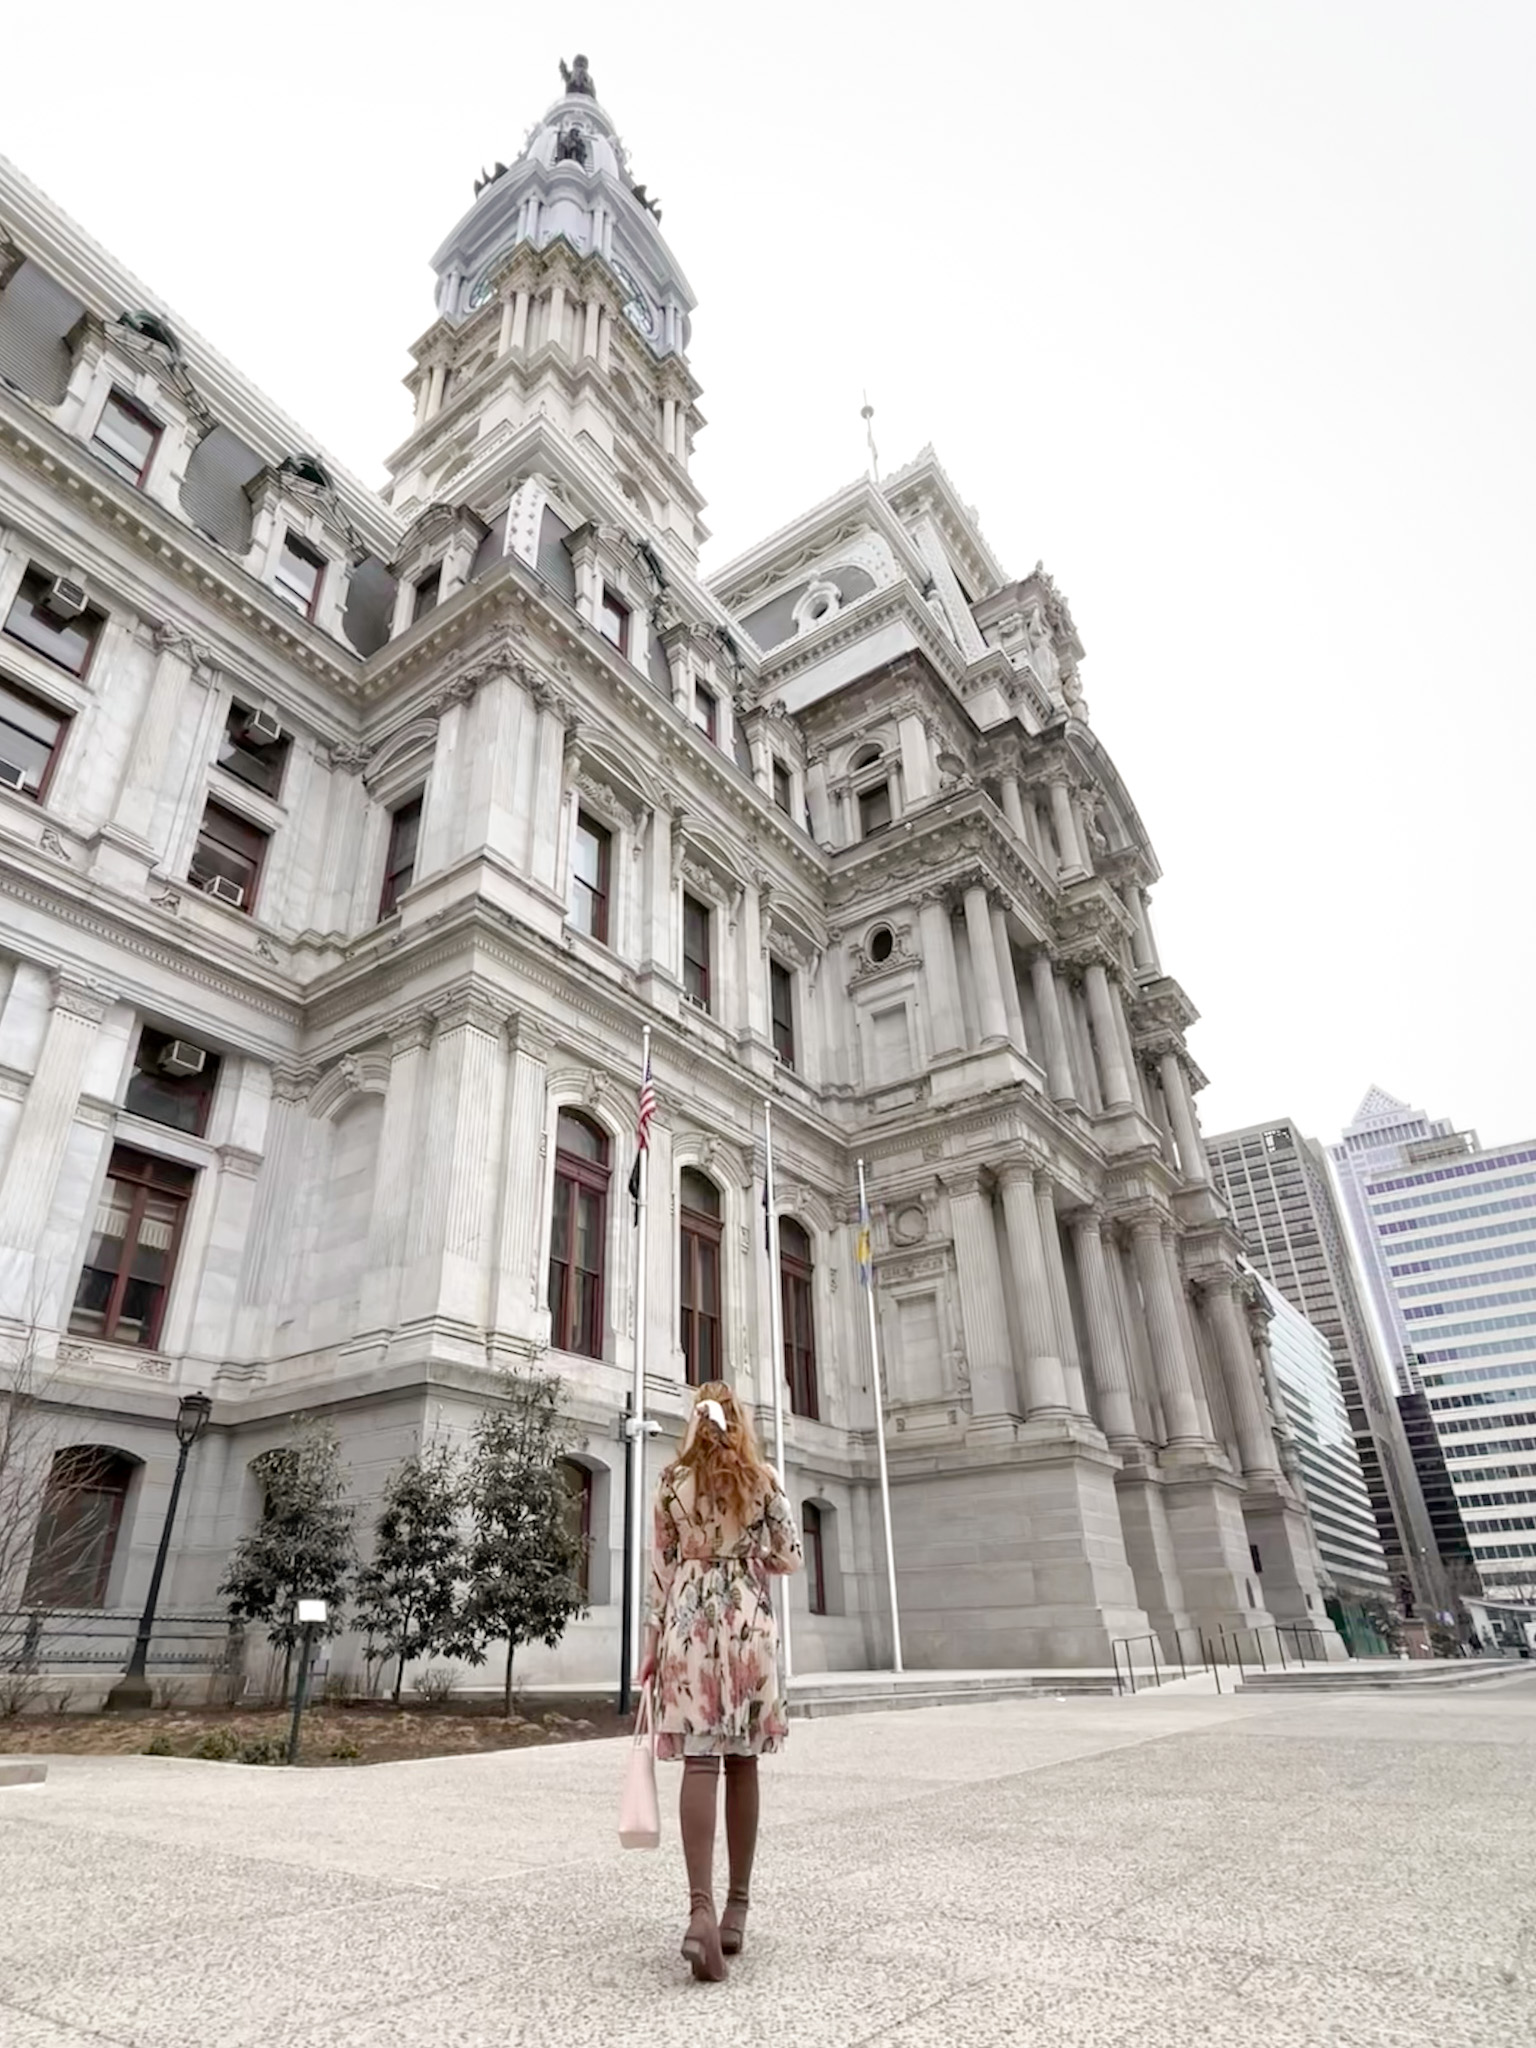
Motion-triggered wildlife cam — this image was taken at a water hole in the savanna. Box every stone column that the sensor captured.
[1070,1208,1140,1448]
[526,686,570,891]
[238,1064,317,1320]
[1159,1051,1210,1184]
[989,902,1027,1051]
[510,289,531,351]
[1029,953,1076,1103]
[1206,1274,1282,1479]
[1047,775,1087,876]
[1137,887,1162,971]
[400,991,508,1330]
[0,973,110,1295]
[1127,885,1156,972]
[492,1017,551,1341]
[1129,1217,1205,1447]
[962,884,1009,1044]
[1000,773,1029,839]
[947,1173,1019,1420]
[995,1164,1069,1419]
[107,632,195,847]
[1036,1180,1090,1417]
[1084,962,1134,1108]
[897,711,934,803]
[918,890,965,1056]
[1164,1228,1217,1442]
[358,1013,434,1333]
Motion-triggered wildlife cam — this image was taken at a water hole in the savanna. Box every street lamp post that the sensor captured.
[105,1391,213,1712]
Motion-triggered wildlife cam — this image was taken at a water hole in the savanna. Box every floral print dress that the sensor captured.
[648,1467,804,1759]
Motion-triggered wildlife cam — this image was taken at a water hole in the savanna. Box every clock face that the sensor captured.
[610,259,656,339]
[466,270,495,312]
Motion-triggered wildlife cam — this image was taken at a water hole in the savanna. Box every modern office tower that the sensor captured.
[1328,1087,1458,1394]
[1361,1132,1536,1604]
[1249,1273,1390,1598]
[1207,1121,1445,1613]
[0,60,1329,1681]
[1395,1387,1482,1599]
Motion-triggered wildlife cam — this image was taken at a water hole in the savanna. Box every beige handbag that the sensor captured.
[618,1685,660,1851]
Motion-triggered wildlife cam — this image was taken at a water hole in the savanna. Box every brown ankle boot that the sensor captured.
[682,1897,727,1981]
[720,1893,749,1956]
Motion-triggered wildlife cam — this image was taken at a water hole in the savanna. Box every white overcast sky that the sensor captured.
[5,2,1532,1150]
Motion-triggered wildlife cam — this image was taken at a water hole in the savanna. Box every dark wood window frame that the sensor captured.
[190,798,268,913]
[547,1110,610,1361]
[682,893,711,1011]
[124,1026,220,1139]
[69,1146,196,1350]
[680,1172,723,1388]
[803,1501,827,1615]
[771,757,793,814]
[3,567,106,679]
[22,1446,138,1609]
[599,586,630,657]
[692,681,718,745]
[558,1458,594,1600]
[779,1216,820,1420]
[216,700,290,800]
[90,388,163,488]
[571,809,612,945]
[769,958,796,1069]
[274,531,326,620]
[858,780,893,839]
[0,669,71,802]
[379,793,423,918]
[412,564,443,623]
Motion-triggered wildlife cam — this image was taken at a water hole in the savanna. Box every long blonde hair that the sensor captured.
[667,1382,776,1527]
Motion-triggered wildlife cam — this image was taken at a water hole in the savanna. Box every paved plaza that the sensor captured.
[3,1674,1535,2046]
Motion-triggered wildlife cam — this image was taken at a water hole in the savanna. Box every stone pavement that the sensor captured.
[2,1673,1534,2047]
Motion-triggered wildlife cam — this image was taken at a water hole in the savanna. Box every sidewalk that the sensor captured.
[3,1674,1534,2045]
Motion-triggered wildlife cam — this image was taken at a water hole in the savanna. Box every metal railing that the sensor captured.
[1,1608,240,1676]
[1111,1626,1219,1696]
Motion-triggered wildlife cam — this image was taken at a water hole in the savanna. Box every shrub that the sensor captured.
[237,1736,286,1766]
[193,1728,241,1761]
[412,1666,460,1706]
[328,1738,361,1761]
[142,1734,175,1757]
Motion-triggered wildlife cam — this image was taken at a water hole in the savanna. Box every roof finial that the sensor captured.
[861,392,879,482]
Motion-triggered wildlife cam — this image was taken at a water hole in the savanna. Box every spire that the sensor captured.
[1346,1086,1415,1130]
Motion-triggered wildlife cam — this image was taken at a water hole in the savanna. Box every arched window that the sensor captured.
[803,1501,827,1615]
[23,1446,136,1608]
[679,1169,723,1387]
[850,743,883,773]
[547,1110,610,1359]
[779,1217,819,1420]
[558,1458,593,1600]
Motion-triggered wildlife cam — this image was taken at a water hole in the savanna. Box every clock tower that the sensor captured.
[384,56,707,563]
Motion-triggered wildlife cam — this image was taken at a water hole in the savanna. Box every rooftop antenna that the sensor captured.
[861,391,880,483]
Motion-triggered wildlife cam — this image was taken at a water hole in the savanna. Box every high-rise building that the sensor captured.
[1328,1087,1457,1394]
[1207,1120,1444,1612]
[1359,1132,1536,1604]
[0,61,1333,1683]
[1248,1272,1390,1598]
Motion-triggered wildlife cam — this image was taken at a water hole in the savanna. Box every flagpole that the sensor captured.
[858,1157,903,1673]
[763,1098,793,1682]
[627,1026,652,1701]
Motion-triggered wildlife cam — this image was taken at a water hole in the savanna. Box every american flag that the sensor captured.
[627,1051,656,1220]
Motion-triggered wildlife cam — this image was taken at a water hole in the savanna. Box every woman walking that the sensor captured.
[638,1380,804,1980]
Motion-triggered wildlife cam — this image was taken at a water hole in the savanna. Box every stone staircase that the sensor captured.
[788,1670,1117,1718]
[1237,1659,1527,1695]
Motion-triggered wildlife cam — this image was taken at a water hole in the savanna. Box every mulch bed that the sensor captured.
[0,1693,634,1767]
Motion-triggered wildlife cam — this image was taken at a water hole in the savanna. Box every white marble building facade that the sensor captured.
[0,65,1333,1683]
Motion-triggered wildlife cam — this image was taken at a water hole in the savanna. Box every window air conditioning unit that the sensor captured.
[243,707,283,746]
[683,991,708,1011]
[0,759,27,790]
[42,573,89,621]
[159,1039,207,1078]
[204,874,245,907]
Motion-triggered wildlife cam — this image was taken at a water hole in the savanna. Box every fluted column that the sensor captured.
[240,1064,318,1311]
[1159,1050,1210,1184]
[918,890,965,1056]
[1127,886,1156,972]
[1130,1216,1204,1447]
[1070,1208,1139,1447]
[947,1173,1019,1419]
[1000,773,1029,839]
[1047,775,1087,876]
[358,1012,434,1331]
[1165,1228,1217,1442]
[0,973,110,1275]
[401,990,509,1326]
[1036,1180,1089,1416]
[1207,1274,1282,1479]
[108,632,195,845]
[526,684,571,890]
[995,1164,1070,1418]
[989,901,1027,1051]
[1084,961,1134,1107]
[492,1017,552,1340]
[962,884,1009,1043]
[1029,952,1076,1102]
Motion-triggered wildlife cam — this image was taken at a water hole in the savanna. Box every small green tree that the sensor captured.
[354,1444,464,1704]
[459,1375,587,1717]
[219,1420,354,1702]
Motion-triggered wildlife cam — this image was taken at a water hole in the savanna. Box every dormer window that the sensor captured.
[274,532,325,619]
[91,390,161,488]
[692,681,718,746]
[771,758,792,814]
[412,564,443,624]
[599,586,630,656]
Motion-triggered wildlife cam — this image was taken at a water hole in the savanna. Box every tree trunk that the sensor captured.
[393,1602,413,1705]
[393,1650,406,1705]
[281,1639,294,1706]
[503,1639,515,1718]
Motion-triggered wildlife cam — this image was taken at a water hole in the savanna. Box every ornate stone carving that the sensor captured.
[40,828,72,864]
[216,1145,263,1178]
[150,887,181,916]
[52,971,111,1024]
[555,125,590,167]
[324,739,373,774]
[271,1063,320,1104]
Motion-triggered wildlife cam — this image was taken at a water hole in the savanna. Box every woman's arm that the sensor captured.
[645,1481,681,1628]
[762,1481,805,1577]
